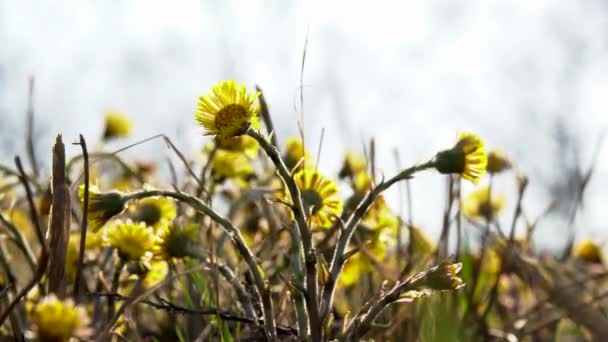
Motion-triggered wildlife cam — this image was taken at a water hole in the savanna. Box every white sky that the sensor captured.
[1,0,608,249]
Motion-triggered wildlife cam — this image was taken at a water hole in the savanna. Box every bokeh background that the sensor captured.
[1,0,607,249]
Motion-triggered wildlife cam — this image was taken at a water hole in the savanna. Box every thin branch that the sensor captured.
[74,134,89,302]
[25,76,39,177]
[256,85,278,147]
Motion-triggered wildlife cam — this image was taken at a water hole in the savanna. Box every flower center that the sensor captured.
[301,189,323,214]
[215,104,250,136]
[133,204,162,226]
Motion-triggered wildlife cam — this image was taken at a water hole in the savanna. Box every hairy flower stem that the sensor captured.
[122,189,277,340]
[247,128,320,340]
[320,160,435,330]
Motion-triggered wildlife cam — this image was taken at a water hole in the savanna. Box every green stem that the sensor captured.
[122,189,277,341]
[320,160,435,330]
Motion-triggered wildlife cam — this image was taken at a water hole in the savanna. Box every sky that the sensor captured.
[1,0,608,249]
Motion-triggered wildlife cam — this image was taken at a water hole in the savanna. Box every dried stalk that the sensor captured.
[48,135,71,297]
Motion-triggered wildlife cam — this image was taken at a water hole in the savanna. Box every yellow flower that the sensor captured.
[282,137,313,171]
[420,261,465,291]
[195,80,260,137]
[153,223,199,260]
[130,197,176,231]
[352,171,373,193]
[434,132,487,184]
[573,239,602,263]
[104,220,154,261]
[410,226,436,258]
[142,260,169,288]
[290,169,343,228]
[211,149,255,183]
[486,149,512,174]
[79,184,126,232]
[463,186,506,220]
[103,112,132,140]
[339,240,386,287]
[207,134,260,159]
[338,151,367,179]
[66,232,102,280]
[30,295,90,342]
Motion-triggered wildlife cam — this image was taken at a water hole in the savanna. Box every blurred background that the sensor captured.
[1,0,607,250]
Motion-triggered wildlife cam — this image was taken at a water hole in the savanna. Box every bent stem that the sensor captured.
[122,189,277,341]
[247,128,321,340]
[320,160,435,330]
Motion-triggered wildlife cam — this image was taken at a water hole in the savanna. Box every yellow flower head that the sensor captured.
[486,149,512,174]
[130,197,176,231]
[463,186,506,220]
[434,132,487,184]
[420,261,465,291]
[104,220,154,261]
[573,239,602,263]
[211,149,255,183]
[66,232,102,280]
[195,80,260,137]
[290,169,343,228]
[103,112,132,140]
[410,226,436,258]
[30,295,90,342]
[283,137,313,171]
[339,240,387,288]
[338,151,367,179]
[142,260,169,288]
[153,223,199,261]
[207,133,260,159]
[79,184,126,232]
[359,196,398,234]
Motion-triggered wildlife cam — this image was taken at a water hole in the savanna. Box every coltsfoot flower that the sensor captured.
[30,295,90,342]
[79,184,126,232]
[153,223,199,260]
[195,80,260,137]
[290,169,343,228]
[463,186,506,220]
[104,220,154,261]
[434,132,487,184]
[130,196,177,231]
[339,240,387,288]
[283,137,313,171]
[66,232,102,280]
[419,261,465,291]
[573,239,602,263]
[486,149,512,174]
[103,112,132,140]
[338,151,367,179]
[211,149,255,184]
[208,134,260,159]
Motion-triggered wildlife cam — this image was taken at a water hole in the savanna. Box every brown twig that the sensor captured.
[47,135,71,298]
[74,134,89,302]
[256,85,278,147]
[25,76,39,177]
